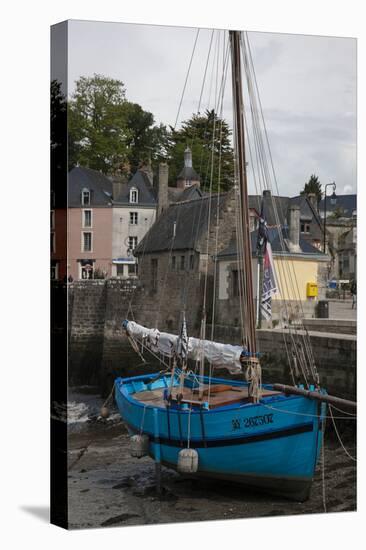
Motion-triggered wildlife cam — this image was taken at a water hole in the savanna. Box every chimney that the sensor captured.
[307,192,317,210]
[112,177,124,201]
[158,162,169,216]
[140,159,154,185]
[288,204,301,252]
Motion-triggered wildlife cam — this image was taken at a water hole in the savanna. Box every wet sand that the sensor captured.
[67,393,356,529]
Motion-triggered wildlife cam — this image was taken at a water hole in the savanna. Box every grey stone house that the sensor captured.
[134,189,238,333]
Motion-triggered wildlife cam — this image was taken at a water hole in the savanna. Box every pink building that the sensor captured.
[67,167,113,280]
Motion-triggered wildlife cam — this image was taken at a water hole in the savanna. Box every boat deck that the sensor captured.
[133,384,281,409]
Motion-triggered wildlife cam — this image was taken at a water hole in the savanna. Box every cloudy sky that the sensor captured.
[66,19,356,197]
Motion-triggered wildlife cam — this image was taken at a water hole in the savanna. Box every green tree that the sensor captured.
[68,74,168,176]
[301,174,322,203]
[167,109,234,192]
[51,79,67,206]
[123,102,170,173]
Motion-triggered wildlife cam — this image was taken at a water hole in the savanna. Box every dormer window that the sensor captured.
[129,187,138,204]
[82,188,91,206]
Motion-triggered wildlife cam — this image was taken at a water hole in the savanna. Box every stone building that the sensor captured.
[134,188,238,332]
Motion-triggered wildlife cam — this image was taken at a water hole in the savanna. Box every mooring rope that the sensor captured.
[329,405,357,462]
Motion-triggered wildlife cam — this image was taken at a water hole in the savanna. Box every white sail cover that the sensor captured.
[123,320,244,374]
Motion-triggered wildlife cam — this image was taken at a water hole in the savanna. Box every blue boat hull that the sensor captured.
[115,373,325,501]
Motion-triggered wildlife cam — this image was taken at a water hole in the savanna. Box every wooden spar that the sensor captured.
[273,383,357,412]
[229,30,257,354]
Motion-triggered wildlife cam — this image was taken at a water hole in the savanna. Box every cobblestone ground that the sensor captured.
[329,299,357,321]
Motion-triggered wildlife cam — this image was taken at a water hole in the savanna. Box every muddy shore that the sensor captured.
[67,389,356,530]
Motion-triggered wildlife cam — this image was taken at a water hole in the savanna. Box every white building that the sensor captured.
[111,168,157,277]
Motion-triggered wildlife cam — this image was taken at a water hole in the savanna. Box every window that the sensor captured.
[81,264,93,279]
[129,187,138,204]
[180,255,185,270]
[83,209,92,227]
[51,210,55,230]
[116,264,124,277]
[151,259,158,292]
[129,212,138,225]
[82,188,91,206]
[171,256,176,270]
[185,179,191,188]
[51,232,55,254]
[82,232,92,252]
[232,270,243,297]
[189,254,194,270]
[128,263,137,276]
[128,236,138,251]
[300,223,310,234]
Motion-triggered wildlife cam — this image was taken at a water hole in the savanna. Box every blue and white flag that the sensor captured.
[177,312,188,361]
[261,241,278,320]
[256,200,278,320]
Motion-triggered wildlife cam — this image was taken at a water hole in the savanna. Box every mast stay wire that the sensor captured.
[240,31,319,386]
[240,32,312,384]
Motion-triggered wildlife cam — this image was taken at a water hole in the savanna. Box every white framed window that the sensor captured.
[83,209,92,228]
[82,231,92,252]
[129,187,138,204]
[82,188,91,206]
[80,263,94,279]
[128,236,138,251]
[129,212,138,225]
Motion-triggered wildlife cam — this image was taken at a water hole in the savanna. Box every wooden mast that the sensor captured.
[229,30,257,355]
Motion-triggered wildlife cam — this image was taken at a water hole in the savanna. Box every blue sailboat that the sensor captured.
[115,30,328,501]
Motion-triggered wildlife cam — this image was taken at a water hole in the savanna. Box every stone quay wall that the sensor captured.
[53,280,357,400]
[209,324,356,401]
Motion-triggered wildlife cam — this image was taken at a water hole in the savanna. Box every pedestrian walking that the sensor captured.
[351,280,357,309]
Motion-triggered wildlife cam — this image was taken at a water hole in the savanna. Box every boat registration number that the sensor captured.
[231,413,274,430]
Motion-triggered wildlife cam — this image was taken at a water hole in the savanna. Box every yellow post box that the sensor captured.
[306,282,318,298]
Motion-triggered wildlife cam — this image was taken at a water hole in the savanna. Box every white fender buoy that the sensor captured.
[130,434,149,458]
[177,448,199,474]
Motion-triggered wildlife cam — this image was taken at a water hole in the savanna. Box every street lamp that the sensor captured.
[323,181,336,253]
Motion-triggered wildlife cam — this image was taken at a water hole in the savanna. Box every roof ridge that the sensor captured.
[173,192,227,206]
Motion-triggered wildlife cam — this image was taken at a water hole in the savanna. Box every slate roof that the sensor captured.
[217,229,325,259]
[289,195,323,241]
[318,194,357,218]
[177,165,201,182]
[68,166,113,207]
[168,184,203,203]
[113,169,157,206]
[248,194,290,226]
[134,194,223,255]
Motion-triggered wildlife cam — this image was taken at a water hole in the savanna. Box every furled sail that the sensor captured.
[122,320,245,374]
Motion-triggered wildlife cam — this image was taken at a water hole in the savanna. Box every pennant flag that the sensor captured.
[256,201,269,254]
[177,312,188,361]
[256,199,278,320]
[261,241,278,320]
